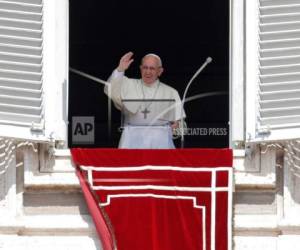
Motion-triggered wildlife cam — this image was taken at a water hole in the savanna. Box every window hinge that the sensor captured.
[30,121,44,133]
[257,125,271,136]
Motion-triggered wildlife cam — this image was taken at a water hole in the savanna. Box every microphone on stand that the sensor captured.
[180,57,213,148]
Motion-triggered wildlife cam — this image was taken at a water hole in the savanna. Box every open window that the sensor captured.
[69,0,230,148]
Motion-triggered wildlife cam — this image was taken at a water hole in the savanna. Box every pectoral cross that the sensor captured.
[141,107,150,119]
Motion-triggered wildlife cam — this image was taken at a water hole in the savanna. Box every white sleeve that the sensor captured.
[104,69,125,110]
[108,69,124,82]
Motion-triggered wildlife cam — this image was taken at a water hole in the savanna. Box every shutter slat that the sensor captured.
[0,43,41,55]
[260,98,300,109]
[0,52,41,64]
[260,4,300,15]
[0,1,42,13]
[0,34,42,47]
[0,9,42,21]
[0,78,41,89]
[260,89,300,100]
[0,86,42,98]
[0,111,41,123]
[1,0,42,5]
[0,103,41,115]
[261,0,300,7]
[260,21,300,32]
[260,64,300,74]
[260,73,300,83]
[260,29,300,40]
[0,60,41,72]
[260,115,300,126]
[261,13,300,23]
[0,94,41,106]
[260,47,300,57]
[260,106,300,117]
[260,38,300,49]
[0,26,42,39]
[260,55,300,66]
[0,69,41,81]
[0,18,42,30]
[260,81,300,91]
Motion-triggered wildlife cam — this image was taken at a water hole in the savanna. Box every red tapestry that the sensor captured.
[71,149,233,250]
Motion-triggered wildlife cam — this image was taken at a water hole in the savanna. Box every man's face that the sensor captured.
[140,56,164,84]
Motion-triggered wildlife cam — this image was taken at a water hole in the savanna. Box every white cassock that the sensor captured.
[104,70,186,149]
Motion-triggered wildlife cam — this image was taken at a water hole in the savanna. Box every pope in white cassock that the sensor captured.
[104,52,186,149]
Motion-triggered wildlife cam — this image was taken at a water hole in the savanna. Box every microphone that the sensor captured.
[206,57,212,63]
[180,57,213,148]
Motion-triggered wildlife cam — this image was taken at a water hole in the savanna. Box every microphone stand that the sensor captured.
[180,57,212,148]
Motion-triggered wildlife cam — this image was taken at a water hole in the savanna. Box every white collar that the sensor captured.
[141,79,160,88]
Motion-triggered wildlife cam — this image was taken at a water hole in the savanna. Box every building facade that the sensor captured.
[0,0,300,249]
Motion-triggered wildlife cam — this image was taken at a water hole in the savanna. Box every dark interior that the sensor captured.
[69,0,229,148]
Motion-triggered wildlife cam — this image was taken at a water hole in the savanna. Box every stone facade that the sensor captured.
[0,138,101,249]
[0,0,300,249]
[1,139,300,249]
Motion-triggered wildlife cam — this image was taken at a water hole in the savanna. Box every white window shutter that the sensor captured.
[0,0,69,145]
[247,0,300,142]
[0,0,46,140]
